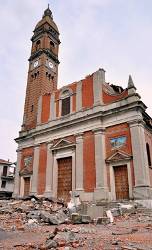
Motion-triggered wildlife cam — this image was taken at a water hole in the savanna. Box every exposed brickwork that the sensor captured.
[82,75,94,109]
[83,131,96,192]
[41,94,51,123]
[37,143,47,195]
[103,89,128,104]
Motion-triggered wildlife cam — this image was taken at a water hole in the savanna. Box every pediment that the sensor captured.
[106,150,132,163]
[52,139,75,150]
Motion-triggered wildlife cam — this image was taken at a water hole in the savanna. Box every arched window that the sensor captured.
[61,90,71,116]
[31,105,34,112]
[35,40,41,51]
[50,40,55,49]
[146,143,151,167]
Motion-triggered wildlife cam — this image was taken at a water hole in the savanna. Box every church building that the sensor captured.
[14,6,152,201]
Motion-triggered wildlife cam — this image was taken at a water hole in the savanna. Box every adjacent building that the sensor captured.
[0,159,15,198]
[14,6,152,201]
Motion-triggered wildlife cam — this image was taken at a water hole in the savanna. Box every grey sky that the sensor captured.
[0,0,152,161]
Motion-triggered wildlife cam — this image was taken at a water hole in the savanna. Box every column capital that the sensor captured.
[75,132,84,141]
[34,143,41,149]
[93,127,105,135]
[46,141,54,147]
[128,119,145,128]
[47,142,54,152]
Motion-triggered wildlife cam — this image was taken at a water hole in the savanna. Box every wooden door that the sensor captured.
[57,157,72,201]
[24,177,30,196]
[114,165,129,200]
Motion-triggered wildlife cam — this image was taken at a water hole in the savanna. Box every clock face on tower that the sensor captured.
[34,60,39,68]
[48,61,54,69]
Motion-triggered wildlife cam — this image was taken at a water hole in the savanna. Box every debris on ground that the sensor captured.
[0,197,152,249]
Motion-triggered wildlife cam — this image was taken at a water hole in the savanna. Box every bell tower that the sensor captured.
[22,5,60,130]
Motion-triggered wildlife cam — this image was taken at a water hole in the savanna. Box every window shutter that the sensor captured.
[62,97,70,116]
[2,166,7,177]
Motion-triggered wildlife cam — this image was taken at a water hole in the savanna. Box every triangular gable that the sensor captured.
[106,150,132,163]
[52,139,75,150]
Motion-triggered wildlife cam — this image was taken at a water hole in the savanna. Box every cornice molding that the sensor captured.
[29,49,59,64]
[16,98,148,143]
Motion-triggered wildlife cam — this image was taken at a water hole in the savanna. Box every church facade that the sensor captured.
[14,7,152,201]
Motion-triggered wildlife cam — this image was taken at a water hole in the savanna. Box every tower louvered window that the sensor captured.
[62,97,70,116]
[146,143,151,167]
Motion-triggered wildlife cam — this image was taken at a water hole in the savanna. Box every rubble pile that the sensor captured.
[0,197,152,249]
[0,197,69,231]
[44,227,85,249]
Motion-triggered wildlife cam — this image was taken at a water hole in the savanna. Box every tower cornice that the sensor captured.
[28,49,60,64]
[31,28,60,43]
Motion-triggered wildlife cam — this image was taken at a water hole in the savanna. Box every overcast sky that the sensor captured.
[0,0,152,162]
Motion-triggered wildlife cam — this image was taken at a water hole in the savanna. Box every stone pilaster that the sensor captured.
[93,68,105,106]
[30,145,40,195]
[44,142,54,197]
[13,150,22,198]
[37,96,42,125]
[129,121,151,199]
[49,93,56,120]
[75,133,84,194]
[76,81,82,112]
[93,128,108,200]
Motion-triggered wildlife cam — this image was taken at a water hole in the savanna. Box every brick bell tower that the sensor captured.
[22,5,60,131]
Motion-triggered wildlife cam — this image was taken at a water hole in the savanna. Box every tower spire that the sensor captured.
[43,3,53,19]
[127,74,138,96]
[128,75,136,89]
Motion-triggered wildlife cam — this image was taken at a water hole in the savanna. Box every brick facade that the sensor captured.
[82,75,94,109]
[41,94,51,124]
[37,143,47,195]
[83,131,96,192]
